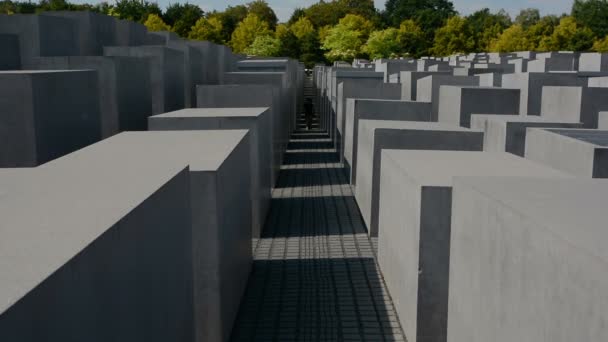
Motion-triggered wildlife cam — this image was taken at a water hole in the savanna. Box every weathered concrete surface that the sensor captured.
[104,46,185,114]
[41,11,116,56]
[24,56,152,137]
[355,120,483,236]
[164,40,204,108]
[448,177,608,342]
[416,75,480,121]
[148,108,272,238]
[344,99,431,184]
[525,128,608,178]
[502,72,586,115]
[400,71,450,101]
[541,86,608,128]
[599,112,608,129]
[470,114,584,156]
[378,150,570,342]
[0,34,20,70]
[437,86,520,127]
[0,70,101,167]
[0,14,77,64]
[579,52,608,72]
[196,84,280,185]
[115,19,147,46]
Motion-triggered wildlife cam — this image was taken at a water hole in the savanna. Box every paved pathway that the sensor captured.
[230,120,406,341]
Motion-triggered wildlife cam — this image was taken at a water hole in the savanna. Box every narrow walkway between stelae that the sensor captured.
[230,107,406,341]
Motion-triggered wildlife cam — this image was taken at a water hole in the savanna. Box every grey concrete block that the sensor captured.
[164,40,204,108]
[237,58,290,72]
[541,86,608,128]
[375,60,417,82]
[0,147,195,342]
[416,75,480,121]
[476,72,502,87]
[599,112,608,129]
[104,46,185,114]
[355,120,483,236]
[588,76,608,87]
[24,56,152,138]
[41,130,251,342]
[471,114,584,157]
[336,81,401,154]
[378,151,569,342]
[344,99,431,184]
[0,70,101,167]
[438,86,520,127]
[502,72,587,115]
[528,53,578,72]
[0,14,77,64]
[448,177,608,342]
[0,34,20,70]
[148,108,271,238]
[400,71,450,101]
[115,19,147,46]
[41,11,116,56]
[525,128,608,178]
[579,53,608,72]
[196,84,280,185]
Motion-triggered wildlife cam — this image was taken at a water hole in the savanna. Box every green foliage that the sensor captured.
[490,24,531,52]
[593,35,608,51]
[384,0,456,39]
[322,14,374,62]
[230,13,272,53]
[364,28,401,59]
[288,7,306,25]
[276,24,300,58]
[290,17,315,40]
[245,35,281,56]
[188,16,223,43]
[431,16,475,56]
[112,0,162,22]
[163,3,203,37]
[466,8,511,51]
[247,0,277,29]
[397,19,425,56]
[572,0,608,37]
[209,5,248,42]
[538,16,595,51]
[515,8,541,28]
[143,13,171,32]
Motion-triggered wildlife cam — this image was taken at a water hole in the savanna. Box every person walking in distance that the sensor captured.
[304,98,314,130]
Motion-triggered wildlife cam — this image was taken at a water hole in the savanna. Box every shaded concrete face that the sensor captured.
[437,86,520,128]
[114,19,147,46]
[41,11,117,56]
[343,99,431,184]
[540,86,608,128]
[400,71,450,101]
[0,70,101,167]
[579,53,608,72]
[165,40,204,108]
[148,108,272,239]
[0,34,20,70]
[0,14,78,64]
[448,177,608,342]
[354,120,484,237]
[525,128,608,178]
[24,56,152,138]
[470,115,584,157]
[104,46,185,114]
[416,75,480,121]
[378,151,570,342]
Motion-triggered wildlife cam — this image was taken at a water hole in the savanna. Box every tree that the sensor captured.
[247,0,278,29]
[276,24,300,58]
[210,4,248,42]
[466,8,511,51]
[188,17,223,43]
[163,3,203,37]
[143,13,171,32]
[364,28,401,59]
[230,13,272,53]
[384,0,456,37]
[515,8,540,28]
[397,19,425,56]
[322,14,375,62]
[539,16,595,51]
[572,0,608,38]
[305,1,346,28]
[290,16,315,40]
[593,35,608,51]
[111,0,161,22]
[245,35,281,56]
[431,16,474,56]
[288,7,306,25]
[300,31,324,67]
[526,15,559,50]
[490,24,531,52]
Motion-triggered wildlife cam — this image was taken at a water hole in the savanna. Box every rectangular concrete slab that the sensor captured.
[448,177,608,342]
[0,34,20,70]
[355,120,483,236]
[378,150,570,342]
[525,128,608,178]
[400,71,450,101]
[438,86,520,127]
[541,86,608,128]
[344,99,431,184]
[0,70,101,167]
[148,108,271,238]
[416,75,480,121]
[41,11,116,56]
[471,114,584,156]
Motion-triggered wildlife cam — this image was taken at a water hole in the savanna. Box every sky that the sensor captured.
[176,0,574,22]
